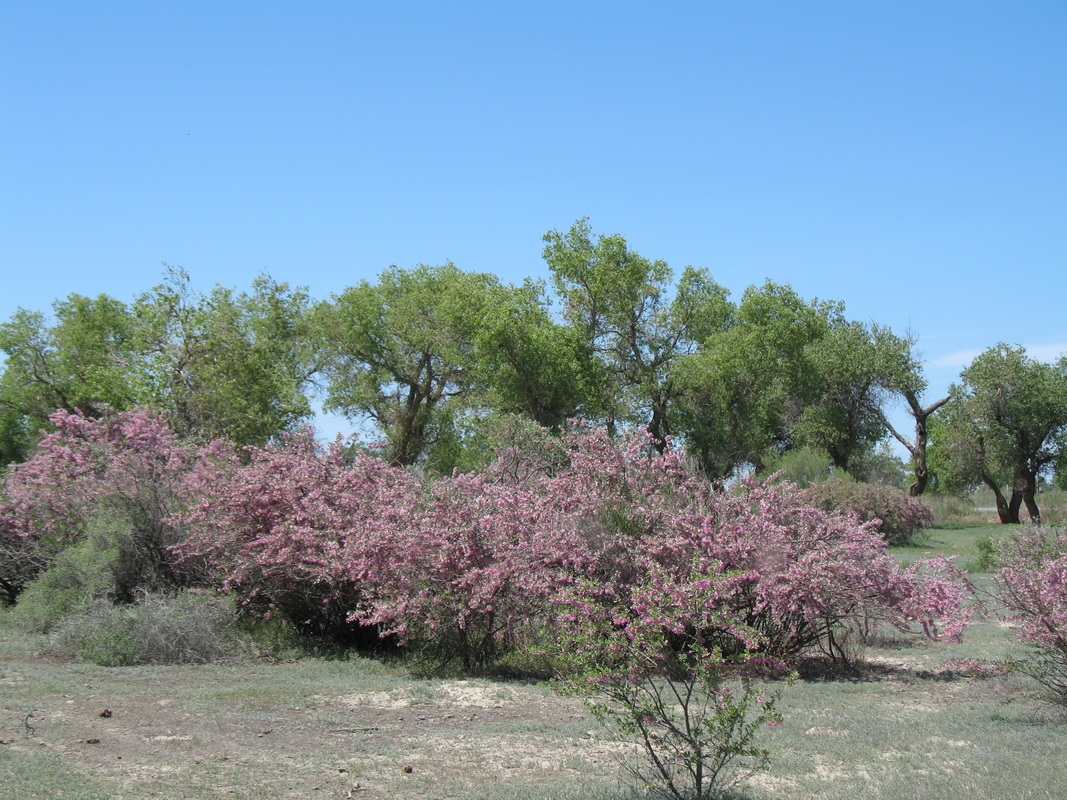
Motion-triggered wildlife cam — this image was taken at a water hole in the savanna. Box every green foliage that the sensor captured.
[760,446,839,488]
[12,498,199,633]
[793,320,886,470]
[672,282,918,482]
[555,627,789,800]
[0,410,30,467]
[791,322,922,478]
[11,531,119,633]
[0,268,318,458]
[673,325,785,481]
[1,227,929,499]
[319,262,596,471]
[930,345,1067,523]
[543,218,733,447]
[974,534,1006,572]
[847,442,910,487]
[132,267,317,447]
[761,442,911,492]
[0,296,142,455]
[469,278,596,431]
[44,591,248,666]
[321,264,505,466]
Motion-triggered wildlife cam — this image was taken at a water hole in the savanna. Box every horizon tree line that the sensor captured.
[2,220,1064,521]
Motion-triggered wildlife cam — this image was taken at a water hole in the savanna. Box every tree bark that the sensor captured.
[980,472,1013,524]
[1018,468,1042,523]
[647,396,670,454]
[882,392,949,497]
[1007,489,1023,524]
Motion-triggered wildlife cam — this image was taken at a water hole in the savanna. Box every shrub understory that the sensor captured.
[43,591,249,666]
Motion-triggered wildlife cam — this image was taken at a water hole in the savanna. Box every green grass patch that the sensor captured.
[889,525,1017,571]
[0,748,116,800]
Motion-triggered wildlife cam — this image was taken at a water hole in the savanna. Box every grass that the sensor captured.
[2,524,1066,799]
[0,748,116,800]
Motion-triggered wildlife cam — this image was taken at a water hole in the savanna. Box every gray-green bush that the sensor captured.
[44,591,249,666]
[11,530,119,633]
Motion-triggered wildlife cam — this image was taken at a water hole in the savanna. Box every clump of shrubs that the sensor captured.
[0,409,196,604]
[10,530,119,633]
[994,526,1067,708]
[3,410,970,675]
[800,478,934,545]
[43,591,249,666]
[1,410,979,800]
[176,427,972,672]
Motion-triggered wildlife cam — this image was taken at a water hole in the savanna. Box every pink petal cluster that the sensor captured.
[995,526,1067,652]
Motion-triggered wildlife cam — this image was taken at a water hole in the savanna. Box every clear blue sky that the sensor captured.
[3,1,1065,442]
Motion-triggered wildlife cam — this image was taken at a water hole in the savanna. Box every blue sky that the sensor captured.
[2,1,1065,443]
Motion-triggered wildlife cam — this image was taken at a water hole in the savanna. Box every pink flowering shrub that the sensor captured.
[174,431,423,644]
[799,478,935,545]
[171,425,971,671]
[547,431,971,665]
[0,409,196,603]
[341,456,597,670]
[177,431,596,668]
[994,526,1067,704]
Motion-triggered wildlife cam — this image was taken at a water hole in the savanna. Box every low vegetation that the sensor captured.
[3,408,1066,798]
[2,532,1066,799]
[799,477,934,545]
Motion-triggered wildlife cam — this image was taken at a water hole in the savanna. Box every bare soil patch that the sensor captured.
[1,647,631,799]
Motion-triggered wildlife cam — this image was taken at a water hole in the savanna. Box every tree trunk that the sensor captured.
[1022,489,1042,523]
[647,397,670,454]
[827,444,849,474]
[1020,469,1042,523]
[906,396,947,496]
[1007,490,1023,524]
[883,393,949,497]
[981,473,1013,523]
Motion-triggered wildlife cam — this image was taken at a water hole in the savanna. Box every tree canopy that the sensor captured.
[930,344,1067,522]
[0,267,317,460]
[5,222,1061,508]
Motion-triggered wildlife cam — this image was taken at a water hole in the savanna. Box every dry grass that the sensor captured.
[3,527,1066,799]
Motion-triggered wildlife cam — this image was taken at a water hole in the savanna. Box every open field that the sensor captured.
[2,528,1065,800]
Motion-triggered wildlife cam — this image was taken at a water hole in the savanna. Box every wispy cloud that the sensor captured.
[1026,343,1067,362]
[928,349,985,370]
[928,343,1067,370]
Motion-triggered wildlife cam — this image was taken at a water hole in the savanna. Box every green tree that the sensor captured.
[318,263,504,467]
[673,282,834,480]
[0,294,143,459]
[792,320,885,474]
[468,279,595,431]
[675,284,922,484]
[794,321,926,481]
[0,268,318,457]
[930,344,1067,523]
[132,267,318,447]
[928,396,1014,521]
[673,325,781,481]
[542,218,732,449]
